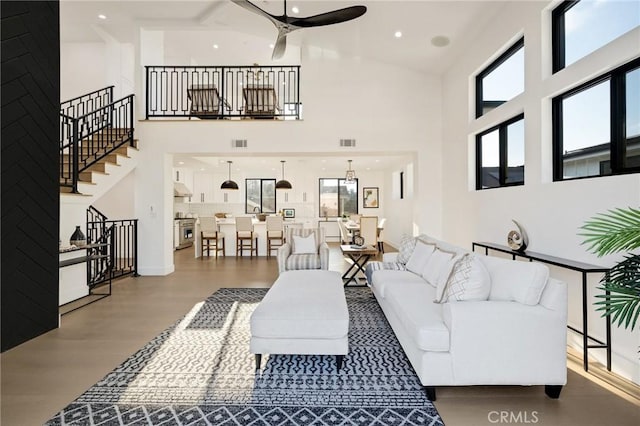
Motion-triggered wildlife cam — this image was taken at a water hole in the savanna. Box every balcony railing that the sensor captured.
[145,65,301,120]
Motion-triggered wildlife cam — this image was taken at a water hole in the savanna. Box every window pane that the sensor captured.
[340,180,358,217]
[561,80,611,178]
[246,179,261,212]
[626,67,640,139]
[262,180,276,213]
[564,1,640,68]
[319,179,338,217]
[482,47,524,106]
[506,119,525,184]
[480,129,500,188]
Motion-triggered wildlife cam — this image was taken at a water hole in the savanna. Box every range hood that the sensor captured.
[173,182,193,197]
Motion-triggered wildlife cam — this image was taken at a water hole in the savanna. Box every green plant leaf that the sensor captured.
[579,207,640,256]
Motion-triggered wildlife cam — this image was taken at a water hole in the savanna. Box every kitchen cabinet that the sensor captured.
[192,172,215,204]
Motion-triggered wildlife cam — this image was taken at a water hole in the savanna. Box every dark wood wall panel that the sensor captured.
[1,1,60,352]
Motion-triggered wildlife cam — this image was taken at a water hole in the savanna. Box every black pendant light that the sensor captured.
[275,160,292,190]
[221,160,239,190]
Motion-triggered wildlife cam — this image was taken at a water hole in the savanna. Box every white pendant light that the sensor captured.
[345,159,356,183]
[275,160,292,189]
[221,160,239,190]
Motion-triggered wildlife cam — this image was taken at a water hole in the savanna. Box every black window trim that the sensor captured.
[244,178,276,214]
[551,0,579,73]
[552,57,640,181]
[476,113,525,190]
[475,36,525,118]
[318,177,359,218]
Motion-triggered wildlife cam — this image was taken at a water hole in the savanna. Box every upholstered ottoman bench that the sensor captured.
[250,270,349,371]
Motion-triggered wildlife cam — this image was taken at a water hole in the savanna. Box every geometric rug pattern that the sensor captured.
[45,287,444,425]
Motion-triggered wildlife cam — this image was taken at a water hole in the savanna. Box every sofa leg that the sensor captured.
[424,386,437,401]
[254,354,262,371]
[336,355,344,372]
[545,385,563,399]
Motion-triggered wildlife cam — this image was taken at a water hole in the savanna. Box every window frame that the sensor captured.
[475,113,525,190]
[551,0,577,73]
[475,37,525,118]
[552,57,640,181]
[244,178,276,214]
[318,178,359,218]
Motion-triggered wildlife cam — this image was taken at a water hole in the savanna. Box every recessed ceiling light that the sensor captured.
[291,6,299,14]
[269,43,274,49]
[178,161,185,165]
[200,168,205,171]
[394,31,402,38]
[98,14,107,20]
[213,44,219,49]
[431,35,450,47]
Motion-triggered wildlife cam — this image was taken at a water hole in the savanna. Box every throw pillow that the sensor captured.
[421,247,458,288]
[405,240,436,275]
[292,234,316,254]
[435,254,491,303]
[397,234,417,264]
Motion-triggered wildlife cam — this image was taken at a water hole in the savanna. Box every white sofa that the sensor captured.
[367,235,567,401]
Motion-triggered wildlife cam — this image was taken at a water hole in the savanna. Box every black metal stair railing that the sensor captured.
[87,205,138,284]
[60,88,135,193]
[145,65,301,119]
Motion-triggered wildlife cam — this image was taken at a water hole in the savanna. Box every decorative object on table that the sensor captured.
[69,225,86,247]
[580,207,640,332]
[220,160,239,190]
[282,208,295,218]
[353,234,365,247]
[256,213,267,221]
[275,160,292,190]
[363,187,379,208]
[231,0,367,60]
[507,219,528,252]
[345,159,357,183]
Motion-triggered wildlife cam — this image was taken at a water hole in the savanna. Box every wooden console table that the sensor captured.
[471,241,611,372]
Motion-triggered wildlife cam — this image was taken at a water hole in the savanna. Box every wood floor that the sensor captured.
[1,245,638,425]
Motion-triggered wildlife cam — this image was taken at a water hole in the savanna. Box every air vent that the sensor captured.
[340,138,356,147]
[232,139,248,148]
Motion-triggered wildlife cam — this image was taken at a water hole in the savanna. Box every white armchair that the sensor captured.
[277,227,330,274]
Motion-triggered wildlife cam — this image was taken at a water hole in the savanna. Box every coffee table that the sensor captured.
[340,244,378,287]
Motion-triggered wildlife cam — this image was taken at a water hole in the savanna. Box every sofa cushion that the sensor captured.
[422,248,458,288]
[285,253,321,270]
[480,256,549,305]
[365,261,406,285]
[385,282,449,352]
[435,253,491,303]
[397,234,418,264]
[369,269,426,299]
[406,240,436,274]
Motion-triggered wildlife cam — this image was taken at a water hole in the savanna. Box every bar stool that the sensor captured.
[200,217,225,258]
[235,216,258,258]
[266,215,285,258]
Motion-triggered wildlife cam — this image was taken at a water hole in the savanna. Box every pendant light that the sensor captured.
[275,160,292,189]
[220,160,239,190]
[345,159,356,183]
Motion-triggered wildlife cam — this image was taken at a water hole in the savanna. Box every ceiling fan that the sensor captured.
[231,0,367,60]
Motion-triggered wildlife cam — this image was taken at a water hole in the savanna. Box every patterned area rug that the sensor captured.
[46,287,444,425]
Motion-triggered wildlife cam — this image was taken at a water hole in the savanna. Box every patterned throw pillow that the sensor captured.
[435,253,491,303]
[397,234,417,264]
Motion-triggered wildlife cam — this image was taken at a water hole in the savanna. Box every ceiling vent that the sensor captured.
[340,138,356,147]
[232,139,248,148]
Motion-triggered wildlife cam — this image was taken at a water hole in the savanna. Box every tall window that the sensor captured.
[552,0,640,73]
[319,178,358,218]
[476,114,525,189]
[245,179,276,213]
[475,37,524,118]
[552,58,640,180]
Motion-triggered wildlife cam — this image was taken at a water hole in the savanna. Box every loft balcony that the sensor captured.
[145,65,301,120]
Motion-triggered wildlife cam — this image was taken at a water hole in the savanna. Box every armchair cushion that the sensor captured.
[292,234,317,254]
[277,228,329,274]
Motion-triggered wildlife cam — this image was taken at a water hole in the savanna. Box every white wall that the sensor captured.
[441,1,640,383]
[92,170,136,219]
[60,43,107,100]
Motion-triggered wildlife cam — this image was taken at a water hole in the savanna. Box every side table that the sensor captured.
[340,244,378,287]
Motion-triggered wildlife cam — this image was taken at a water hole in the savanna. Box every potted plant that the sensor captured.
[580,207,640,332]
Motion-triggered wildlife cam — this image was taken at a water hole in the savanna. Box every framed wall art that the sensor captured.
[283,208,295,218]
[363,187,379,208]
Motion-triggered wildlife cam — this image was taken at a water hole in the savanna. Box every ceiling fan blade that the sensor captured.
[230,0,284,27]
[289,5,367,28]
[272,31,287,60]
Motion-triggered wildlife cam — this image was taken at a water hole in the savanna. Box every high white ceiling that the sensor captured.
[61,0,506,172]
